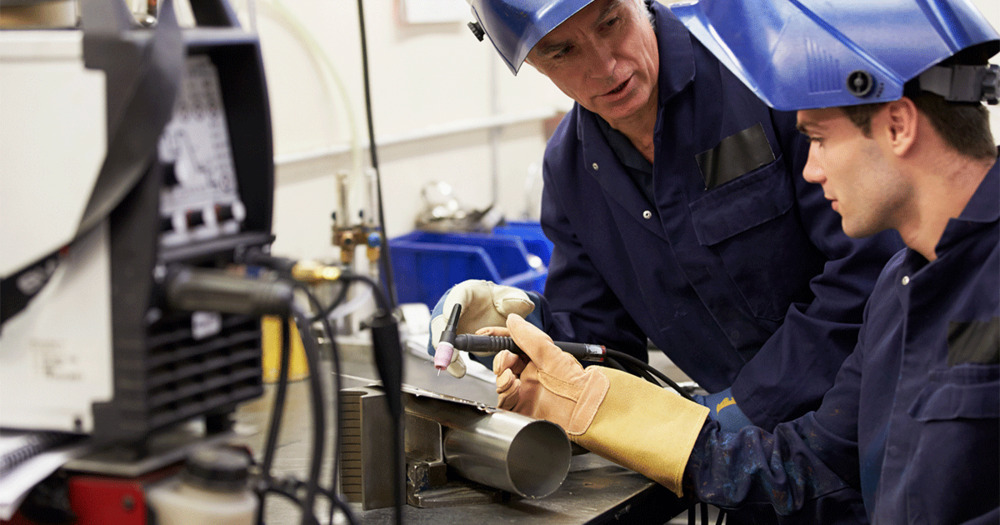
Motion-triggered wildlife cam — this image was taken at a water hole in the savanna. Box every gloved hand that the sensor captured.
[428,280,535,378]
[691,388,754,432]
[494,314,710,496]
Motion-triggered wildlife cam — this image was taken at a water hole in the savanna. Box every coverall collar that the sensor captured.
[936,152,1000,254]
[651,1,696,105]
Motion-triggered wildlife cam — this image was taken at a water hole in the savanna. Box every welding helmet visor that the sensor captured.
[670,0,1000,111]
[467,0,596,75]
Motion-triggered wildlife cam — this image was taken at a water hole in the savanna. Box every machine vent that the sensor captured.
[91,312,263,444]
[144,314,263,430]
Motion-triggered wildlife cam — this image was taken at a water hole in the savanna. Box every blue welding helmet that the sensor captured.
[466,0,595,75]
[670,0,1000,111]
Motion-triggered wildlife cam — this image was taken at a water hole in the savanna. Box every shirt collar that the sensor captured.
[596,116,652,174]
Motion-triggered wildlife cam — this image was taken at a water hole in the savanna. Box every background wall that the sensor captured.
[207,0,572,262]
[2,0,996,269]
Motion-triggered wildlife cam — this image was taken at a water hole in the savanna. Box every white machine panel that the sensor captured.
[0,225,113,433]
[0,31,106,277]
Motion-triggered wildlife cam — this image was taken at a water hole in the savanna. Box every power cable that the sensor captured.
[255,313,292,525]
[355,0,399,311]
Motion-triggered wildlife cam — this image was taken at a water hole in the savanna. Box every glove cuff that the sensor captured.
[573,368,709,497]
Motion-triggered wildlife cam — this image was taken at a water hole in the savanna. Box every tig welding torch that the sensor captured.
[433,304,694,401]
[433,304,607,371]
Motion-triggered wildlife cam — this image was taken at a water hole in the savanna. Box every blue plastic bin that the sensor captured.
[389,222,553,309]
[492,220,552,267]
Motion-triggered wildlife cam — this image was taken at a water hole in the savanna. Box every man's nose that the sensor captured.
[801,147,825,185]
[584,40,617,80]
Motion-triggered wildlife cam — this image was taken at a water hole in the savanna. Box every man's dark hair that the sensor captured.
[840,93,995,161]
[841,47,997,161]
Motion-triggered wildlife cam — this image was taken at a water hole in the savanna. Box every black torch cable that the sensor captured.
[267,465,359,525]
[618,358,661,386]
[355,0,399,310]
[341,270,403,525]
[291,302,327,525]
[602,356,628,372]
[292,283,356,525]
[309,280,351,323]
[603,349,694,401]
[263,485,311,516]
[454,329,693,400]
[340,272,391,312]
[305,287,357,525]
[326,334,351,524]
[264,479,357,525]
[256,264,401,524]
[256,313,292,525]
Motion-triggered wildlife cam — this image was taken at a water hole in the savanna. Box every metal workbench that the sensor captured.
[232,334,690,524]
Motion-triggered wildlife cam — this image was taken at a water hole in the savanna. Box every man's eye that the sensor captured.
[605,17,620,28]
[553,46,573,59]
[799,131,822,144]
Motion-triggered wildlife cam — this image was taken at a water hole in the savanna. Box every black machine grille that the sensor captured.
[91,308,265,444]
[144,313,264,431]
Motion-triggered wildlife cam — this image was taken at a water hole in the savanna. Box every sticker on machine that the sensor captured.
[32,339,83,381]
[192,311,222,340]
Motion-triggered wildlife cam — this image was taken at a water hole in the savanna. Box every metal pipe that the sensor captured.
[405,393,571,499]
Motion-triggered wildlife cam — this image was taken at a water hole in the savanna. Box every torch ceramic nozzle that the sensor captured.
[434,341,455,370]
[433,303,463,372]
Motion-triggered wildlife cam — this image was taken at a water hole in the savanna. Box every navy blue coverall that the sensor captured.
[686,159,1000,523]
[535,1,903,431]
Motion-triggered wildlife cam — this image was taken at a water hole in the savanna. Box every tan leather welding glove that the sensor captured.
[494,314,710,496]
[430,280,535,378]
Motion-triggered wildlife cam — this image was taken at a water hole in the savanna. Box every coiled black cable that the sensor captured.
[250,278,359,525]
[255,313,292,525]
[289,302,327,525]
[292,283,356,525]
[244,262,399,525]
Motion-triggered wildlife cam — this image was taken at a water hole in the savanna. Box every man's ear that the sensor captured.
[883,97,919,157]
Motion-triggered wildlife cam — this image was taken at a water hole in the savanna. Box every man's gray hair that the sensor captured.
[638,0,655,24]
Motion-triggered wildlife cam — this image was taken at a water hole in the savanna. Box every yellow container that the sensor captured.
[261,316,310,383]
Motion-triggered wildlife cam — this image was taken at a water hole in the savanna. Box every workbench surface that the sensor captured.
[233,334,689,524]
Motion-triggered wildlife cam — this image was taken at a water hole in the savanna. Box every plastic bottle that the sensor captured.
[147,446,257,525]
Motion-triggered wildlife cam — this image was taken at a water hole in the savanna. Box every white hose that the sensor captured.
[254,0,365,184]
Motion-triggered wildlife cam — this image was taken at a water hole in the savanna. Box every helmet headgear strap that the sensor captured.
[918,63,999,104]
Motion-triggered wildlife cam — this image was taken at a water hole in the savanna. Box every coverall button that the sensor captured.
[592,162,599,171]
[642,210,653,219]
[901,276,910,286]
